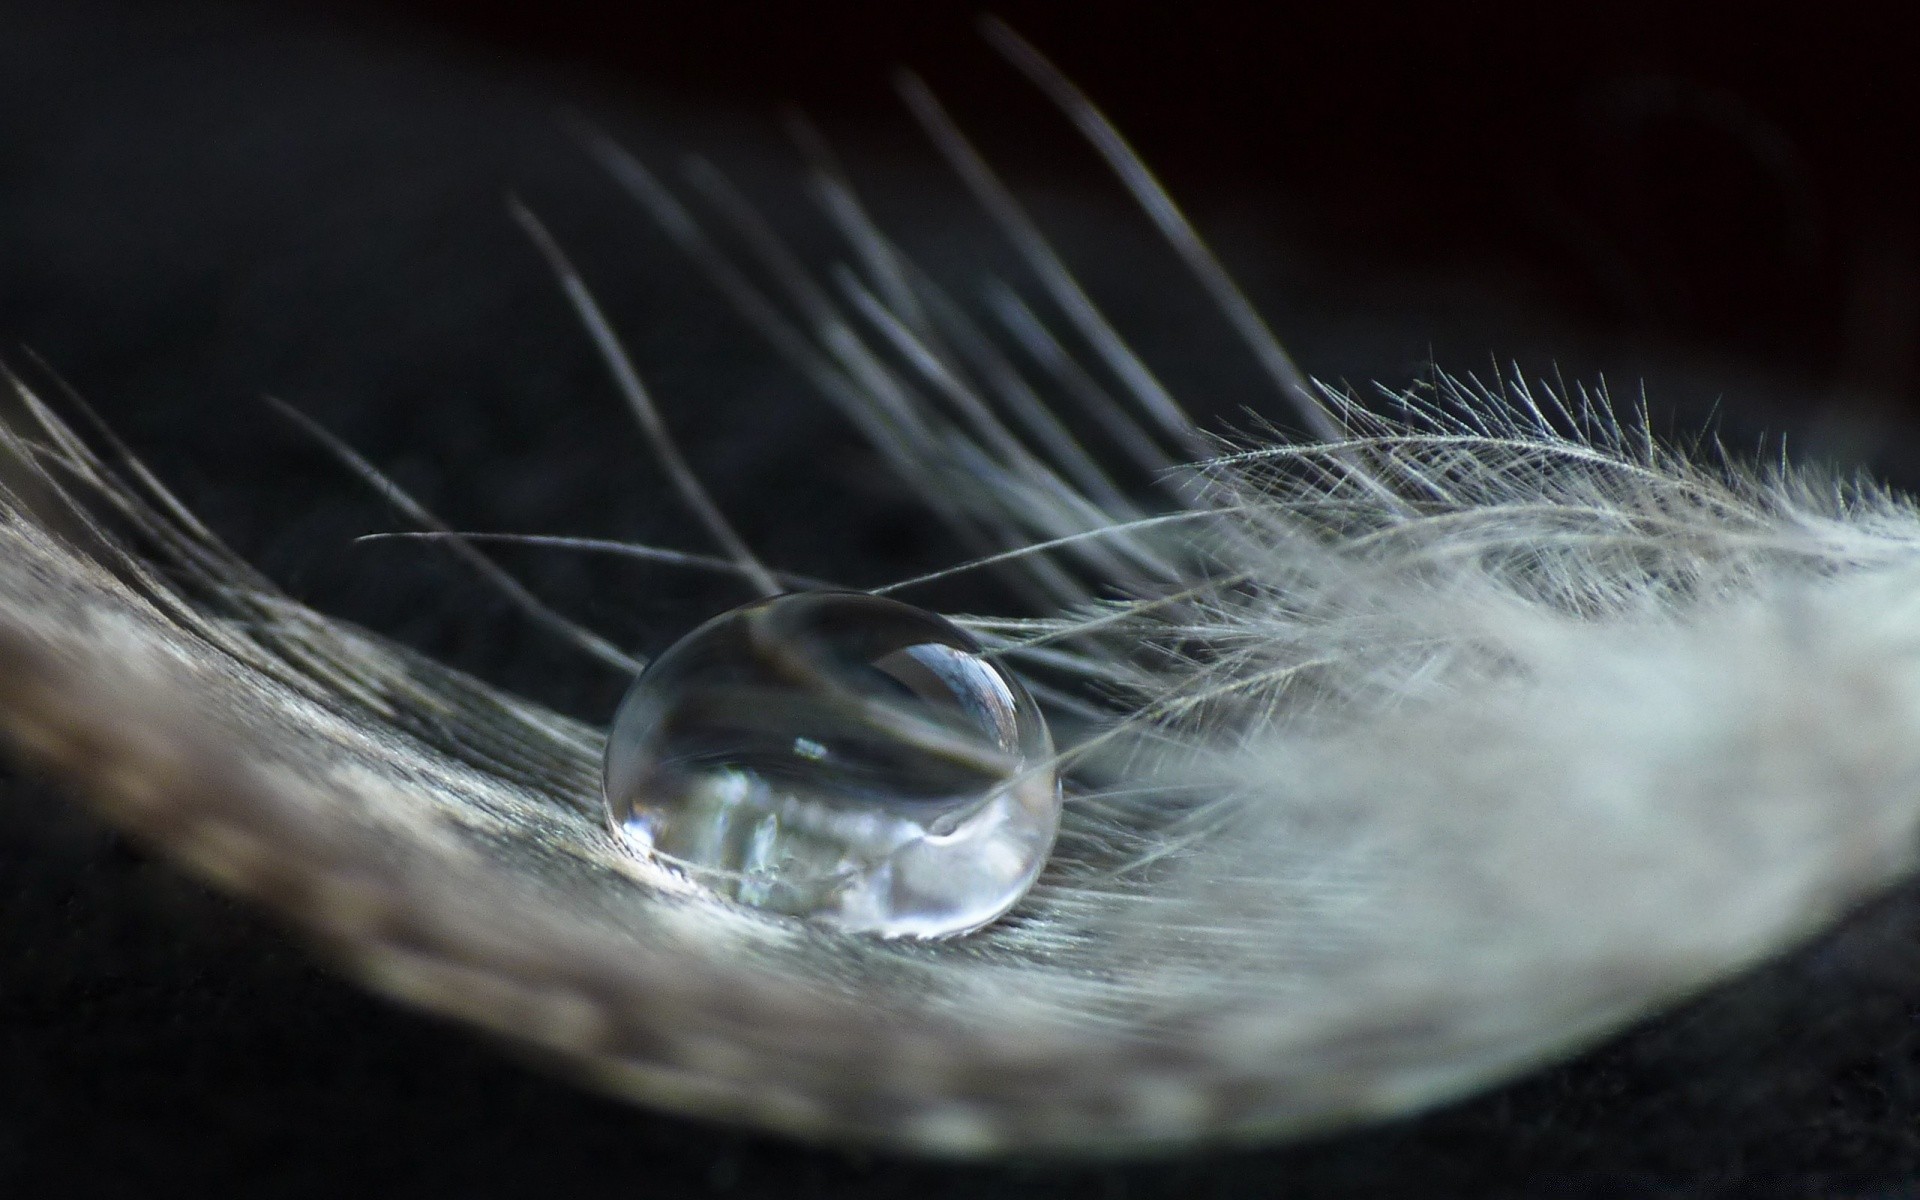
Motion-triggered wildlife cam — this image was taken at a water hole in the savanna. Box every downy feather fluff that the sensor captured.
[2,23,1918,1157]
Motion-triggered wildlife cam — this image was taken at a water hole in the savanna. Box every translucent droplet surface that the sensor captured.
[603,591,1060,938]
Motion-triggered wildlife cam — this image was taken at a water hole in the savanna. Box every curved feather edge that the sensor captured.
[4,347,1920,1156]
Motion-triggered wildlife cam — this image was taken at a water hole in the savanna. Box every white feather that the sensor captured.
[1,31,1917,1158]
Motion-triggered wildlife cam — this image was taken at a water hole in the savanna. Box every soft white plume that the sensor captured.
[1,28,1918,1157]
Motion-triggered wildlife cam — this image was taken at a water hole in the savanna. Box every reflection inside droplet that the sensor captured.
[602,591,1060,938]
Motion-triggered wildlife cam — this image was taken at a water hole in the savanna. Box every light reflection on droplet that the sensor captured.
[602,592,1060,938]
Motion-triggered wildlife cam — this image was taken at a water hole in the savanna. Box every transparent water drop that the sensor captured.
[603,591,1061,938]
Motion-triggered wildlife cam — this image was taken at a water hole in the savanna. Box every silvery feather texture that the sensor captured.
[4,3,1920,1172]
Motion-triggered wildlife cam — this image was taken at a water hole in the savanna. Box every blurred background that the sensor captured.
[3,0,1919,1194]
[328,0,1920,460]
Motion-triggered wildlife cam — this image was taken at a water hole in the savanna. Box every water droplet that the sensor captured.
[603,591,1060,938]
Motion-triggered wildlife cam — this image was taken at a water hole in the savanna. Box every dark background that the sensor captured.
[3,0,1920,1194]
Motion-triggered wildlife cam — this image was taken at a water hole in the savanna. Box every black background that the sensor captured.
[4,0,1920,1194]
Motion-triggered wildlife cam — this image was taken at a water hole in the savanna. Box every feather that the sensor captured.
[4,27,1920,1160]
